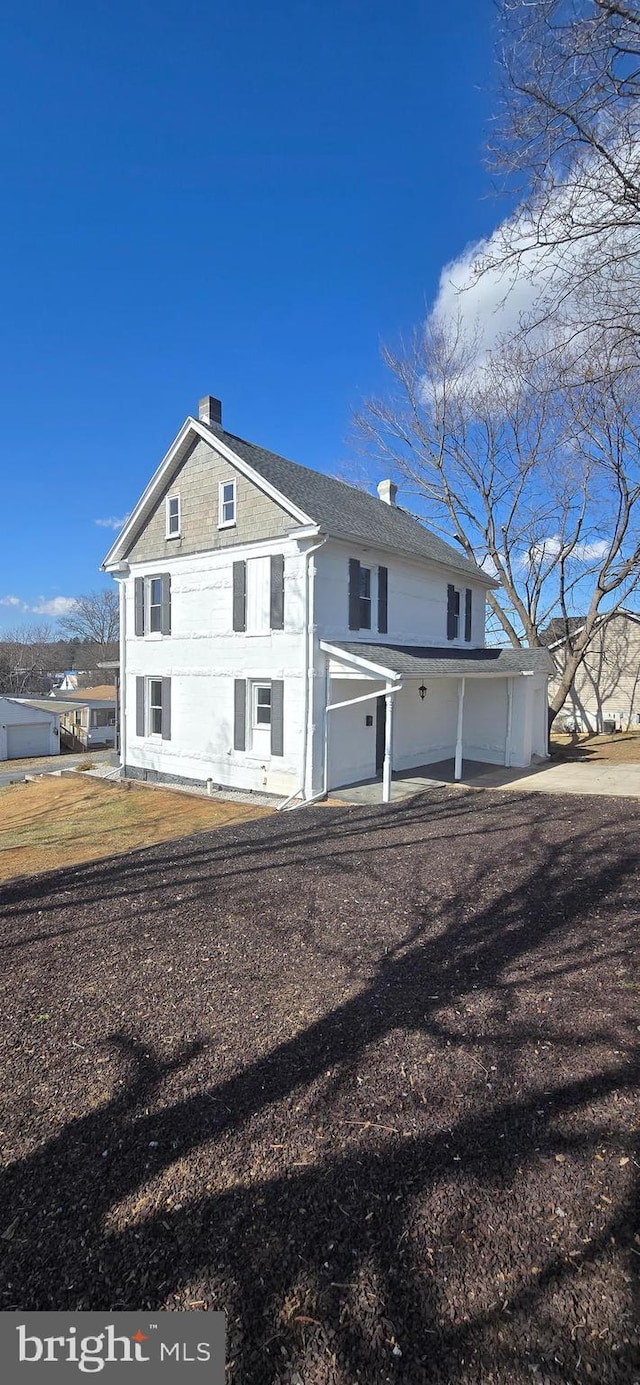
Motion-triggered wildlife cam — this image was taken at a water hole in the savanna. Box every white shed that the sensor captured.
[0,697,60,760]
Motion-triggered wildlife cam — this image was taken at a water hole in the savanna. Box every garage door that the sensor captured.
[6,722,52,758]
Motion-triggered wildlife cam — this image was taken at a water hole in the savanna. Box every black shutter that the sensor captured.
[270,554,285,630]
[271,680,284,756]
[136,677,145,736]
[232,561,246,632]
[161,574,171,635]
[378,565,388,634]
[161,678,171,739]
[447,584,457,641]
[464,588,472,642]
[234,679,246,751]
[134,577,144,636]
[348,558,361,631]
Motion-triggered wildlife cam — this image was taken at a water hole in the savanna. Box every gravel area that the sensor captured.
[0,787,637,1385]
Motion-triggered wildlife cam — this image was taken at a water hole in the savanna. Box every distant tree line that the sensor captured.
[0,591,118,697]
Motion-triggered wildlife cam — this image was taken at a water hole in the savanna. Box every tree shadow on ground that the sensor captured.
[0,791,637,1383]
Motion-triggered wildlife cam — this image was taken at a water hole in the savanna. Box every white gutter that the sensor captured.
[277,534,328,811]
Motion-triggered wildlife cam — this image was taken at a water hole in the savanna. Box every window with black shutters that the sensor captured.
[447,583,461,640]
[135,574,171,636]
[359,566,372,630]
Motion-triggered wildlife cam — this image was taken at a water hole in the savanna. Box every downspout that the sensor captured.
[277,533,327,811]
[116,570,128,772]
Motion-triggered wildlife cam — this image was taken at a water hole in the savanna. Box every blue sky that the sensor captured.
[0,0,502,633]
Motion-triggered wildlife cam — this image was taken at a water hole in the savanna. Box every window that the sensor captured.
[234,677,283,756]
[447,584,461,640]
[136,677,171,740]
[134,574,171,636]
[253,684,272,727]
[166,495,180,538]
[359,566,372,630]
[219,479,236,528]
[148,577,162,632]
[91,708,115,728]
[149,680,163,736]
[348,558,374,632]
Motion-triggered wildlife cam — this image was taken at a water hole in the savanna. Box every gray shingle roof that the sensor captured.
[207,423,491,581]
[323,641,554,678]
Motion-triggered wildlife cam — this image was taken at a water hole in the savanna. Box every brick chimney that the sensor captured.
[198,395,222,427]
[377,479,398,506]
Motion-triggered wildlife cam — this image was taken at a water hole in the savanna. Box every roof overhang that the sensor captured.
[321,640,553,680]
[101,417,315,570]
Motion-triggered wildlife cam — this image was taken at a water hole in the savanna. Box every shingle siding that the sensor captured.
[124,437,294,563]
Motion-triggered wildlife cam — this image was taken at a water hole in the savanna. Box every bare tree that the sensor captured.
[0,625,59,696]
[482,1,640,361]
[58,589,119,646]
[356,320,640,724]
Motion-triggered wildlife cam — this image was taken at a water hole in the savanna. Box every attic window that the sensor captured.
[219,479,236,528]
[166,495,180,538]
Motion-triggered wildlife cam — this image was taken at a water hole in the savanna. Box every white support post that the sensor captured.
[382,682,394,803]
[454,677,465,781]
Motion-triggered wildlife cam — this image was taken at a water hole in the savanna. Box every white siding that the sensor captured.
[122,539,307,795]
[314,540,487,647]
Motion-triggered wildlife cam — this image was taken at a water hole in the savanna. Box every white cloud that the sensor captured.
[0,595,27,609]
[31,597,78,617]
[430,140,639,370]
[94,515,129,530]
[574,539,610,562]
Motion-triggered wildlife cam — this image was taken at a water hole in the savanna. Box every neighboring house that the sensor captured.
[546,611,640,733]
[48,686,117,749]
[102,396,552,802]
[0,697,60,759]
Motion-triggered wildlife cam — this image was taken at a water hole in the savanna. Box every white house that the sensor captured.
[102,396,552,803]
[0,697,60,760]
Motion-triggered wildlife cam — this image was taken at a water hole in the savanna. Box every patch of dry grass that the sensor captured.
[0,775,272,882]
[551,730,640,764]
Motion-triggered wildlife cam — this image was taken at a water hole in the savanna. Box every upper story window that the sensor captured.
[447,584,473,642]
[166,494,181,538]
[148,576,163,632]
[348,559,387,633]
[359,566,372,630]
[219,479,236,528]
[134,573,171,636]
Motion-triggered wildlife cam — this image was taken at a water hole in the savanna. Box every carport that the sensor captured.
[321,641,553,802]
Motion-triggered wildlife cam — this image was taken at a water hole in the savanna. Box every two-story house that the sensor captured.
[102,396,552,803]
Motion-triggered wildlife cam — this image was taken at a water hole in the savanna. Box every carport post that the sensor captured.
[454,677,465,781]
[382,682,394,803]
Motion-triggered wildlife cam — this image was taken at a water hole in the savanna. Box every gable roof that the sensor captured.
[542,609,640,651]
[102,416,494,584]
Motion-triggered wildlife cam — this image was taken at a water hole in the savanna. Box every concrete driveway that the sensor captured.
[332,756,640,804]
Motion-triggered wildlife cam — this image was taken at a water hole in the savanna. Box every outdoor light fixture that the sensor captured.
[418,683,427,701]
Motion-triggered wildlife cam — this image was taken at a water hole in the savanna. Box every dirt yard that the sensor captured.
[551,730,640,763]
[0,787,637,1384]
[0,775,272,881]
